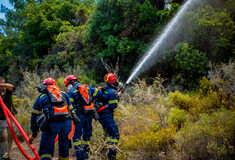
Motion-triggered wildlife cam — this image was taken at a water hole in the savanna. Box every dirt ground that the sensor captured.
[9,136,77,160]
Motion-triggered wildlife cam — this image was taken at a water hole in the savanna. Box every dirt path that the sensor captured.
[9,137,76,160]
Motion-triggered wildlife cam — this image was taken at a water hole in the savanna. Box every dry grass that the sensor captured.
[10,63,235,159]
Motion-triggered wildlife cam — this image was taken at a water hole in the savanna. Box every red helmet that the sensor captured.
[42,77,56,85]
[104,73,117,85]
[64,75,78,87]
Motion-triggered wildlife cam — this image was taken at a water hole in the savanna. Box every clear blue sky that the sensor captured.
[0,0,14,19]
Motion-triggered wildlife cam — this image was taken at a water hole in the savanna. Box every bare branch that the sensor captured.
[101,57,119,75]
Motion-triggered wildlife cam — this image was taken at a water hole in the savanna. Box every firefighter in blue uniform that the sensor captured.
[29,77,74,160]
[64,75,102,160]
[96,73,120,160]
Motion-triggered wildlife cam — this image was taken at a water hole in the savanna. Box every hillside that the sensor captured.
[0,0,234,159]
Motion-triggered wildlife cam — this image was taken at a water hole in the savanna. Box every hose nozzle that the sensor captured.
[118,83,128,95]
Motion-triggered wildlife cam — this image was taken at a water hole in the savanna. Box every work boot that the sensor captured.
[107,148,117,160]
[84,144,90,160]
[108,155,116,160]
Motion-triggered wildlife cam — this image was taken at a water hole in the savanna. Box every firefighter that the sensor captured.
[64,75,102,160]
[29,77,74,160]
[95,73,120,160]
[0,76,17,160]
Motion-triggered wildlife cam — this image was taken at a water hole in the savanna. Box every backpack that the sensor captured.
[46,85,70,120]
[76,84,95,114]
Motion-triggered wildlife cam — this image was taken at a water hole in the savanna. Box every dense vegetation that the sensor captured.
[1,0,233,86]
[0,0,234,159]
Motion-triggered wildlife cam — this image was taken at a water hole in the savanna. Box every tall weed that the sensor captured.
[118,77,173,159]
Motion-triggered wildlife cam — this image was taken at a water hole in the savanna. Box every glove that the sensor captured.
[71,109,80,125]
[95,102,103,111]
[36,84,47,93]
[96,105,108,112]
[29,134,35,144]
[117,91,122,98]
[93,111,99,121]
[118,82,123,88]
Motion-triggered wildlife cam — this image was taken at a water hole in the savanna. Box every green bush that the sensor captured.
[185,5,235,63]
[169,83,232,117]
[176,110,235,160]
[169,91,203,114]
[198,77,230,111]
[207,61,235,107]
[168,108,189,130]
[123,125,176,159]
[171,43,209,88]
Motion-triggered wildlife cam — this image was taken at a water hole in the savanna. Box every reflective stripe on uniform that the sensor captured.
[93,88,98,97]
[108,100,118,104]
[104,91,108,94]
[69,104,73,110]
[61,91,66,94]
[40,94,46,99]
[40,154,52,159]
[73,141,82,146]
[69,98,74,102]
[32,109,42,114]
[59,156,69,160]
[108,139,118,143]
[84,141,90,145]
[74,90,78,93]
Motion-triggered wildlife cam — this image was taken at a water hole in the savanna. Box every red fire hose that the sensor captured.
[0,95,40,160]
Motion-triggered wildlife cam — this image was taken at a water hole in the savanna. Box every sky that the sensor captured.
[0,0,14,19]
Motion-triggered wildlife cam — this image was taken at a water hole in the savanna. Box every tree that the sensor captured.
[185,5,235,63]
[171,43,209,88]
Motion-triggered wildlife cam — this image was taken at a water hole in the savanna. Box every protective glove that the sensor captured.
[29,134,35,144]
[118,82,123,88]
[95,102,103,111]
[71,109,80,125]
[117,91,122,99]
[96,105,108,112]
[93,111,99,121]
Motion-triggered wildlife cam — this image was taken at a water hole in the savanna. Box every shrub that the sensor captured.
[122,124,176,159]
[12,95,30,135]
[176,110,235,160]
[208,61,235,107]
[169,85,232,117]
[118,76,173,159]
[171,43,209,88]
[168,108,189,130]
[169,91,204,117]
[89,121,123,160]
[197,61,235,110]
[123,77,169,127]
[185,5,235,63]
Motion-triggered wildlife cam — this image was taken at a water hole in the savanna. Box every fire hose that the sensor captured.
[0,95,40,160]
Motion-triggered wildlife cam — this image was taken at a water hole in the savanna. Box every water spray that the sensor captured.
[115,0,200,97]
[125,0,199,85]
